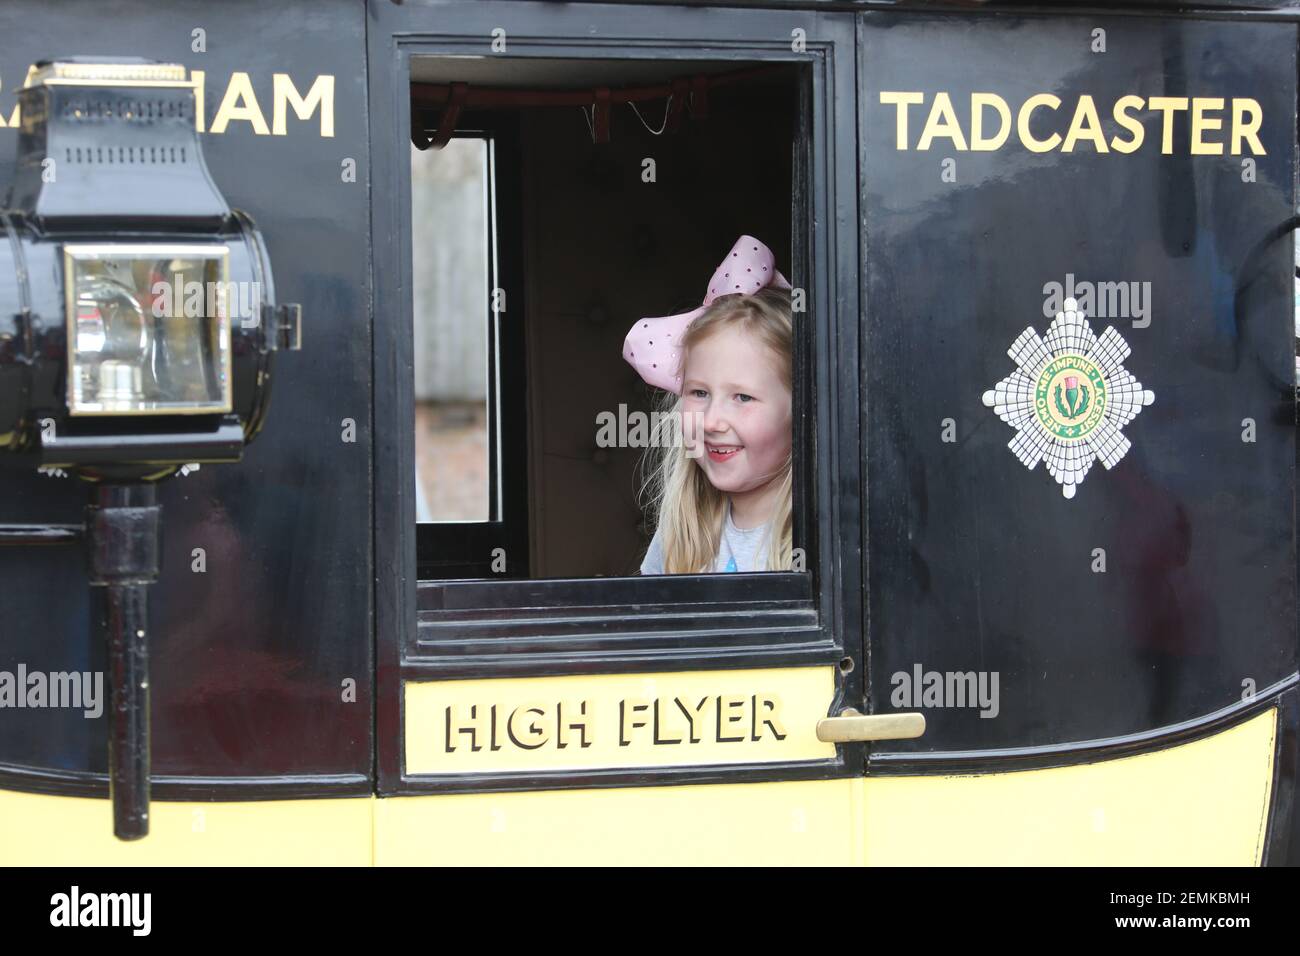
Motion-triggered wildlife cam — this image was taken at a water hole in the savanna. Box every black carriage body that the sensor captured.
[0,0,373,796]
[0,0,1295,863]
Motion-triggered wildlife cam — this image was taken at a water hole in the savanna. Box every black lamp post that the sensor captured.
[0,57,301,839]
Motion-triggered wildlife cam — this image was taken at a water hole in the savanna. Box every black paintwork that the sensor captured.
[860,11,1296,753]
[0,0,373,790]
[87,482,160,838]
[0,523,80,544]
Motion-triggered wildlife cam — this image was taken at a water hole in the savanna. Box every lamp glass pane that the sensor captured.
[65,244,233,415]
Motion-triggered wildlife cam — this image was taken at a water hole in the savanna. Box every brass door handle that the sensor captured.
[816,708,926,743]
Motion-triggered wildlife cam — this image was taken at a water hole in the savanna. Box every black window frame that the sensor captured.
[411,119,530,578]
[370,0,863,795]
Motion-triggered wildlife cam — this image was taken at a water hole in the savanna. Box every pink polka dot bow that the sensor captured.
[622,234,791,393]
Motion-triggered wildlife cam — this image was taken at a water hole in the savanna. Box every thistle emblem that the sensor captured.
[982,297,1154,499]
[1056,375,1089,418]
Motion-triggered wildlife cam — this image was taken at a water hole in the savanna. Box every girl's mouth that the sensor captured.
[706,443,742,463]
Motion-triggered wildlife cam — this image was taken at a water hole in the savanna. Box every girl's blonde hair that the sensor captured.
[640,286,793,573]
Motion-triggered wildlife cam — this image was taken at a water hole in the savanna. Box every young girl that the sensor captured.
[623,236,794,574]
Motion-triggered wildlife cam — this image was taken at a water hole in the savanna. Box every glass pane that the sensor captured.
[412,137,493,522]
[65,244,231,415]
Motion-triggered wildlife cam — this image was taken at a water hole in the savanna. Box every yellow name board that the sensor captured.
[405,667,838,774]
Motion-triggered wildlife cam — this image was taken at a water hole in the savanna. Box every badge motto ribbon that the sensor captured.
[981,296,1154,499]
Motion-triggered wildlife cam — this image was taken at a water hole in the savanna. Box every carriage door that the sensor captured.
[857,11,1297,863]
[367,0,870,863]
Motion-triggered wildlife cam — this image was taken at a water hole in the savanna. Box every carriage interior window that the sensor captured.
[411,57,806,580]
[412,136,497,523]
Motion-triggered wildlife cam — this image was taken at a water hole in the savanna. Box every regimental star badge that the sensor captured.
[981,296,1155,499]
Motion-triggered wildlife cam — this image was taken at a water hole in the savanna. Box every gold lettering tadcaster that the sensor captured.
[815,709,926,743]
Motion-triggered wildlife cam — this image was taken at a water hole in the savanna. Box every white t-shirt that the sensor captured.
[640,502,772,574]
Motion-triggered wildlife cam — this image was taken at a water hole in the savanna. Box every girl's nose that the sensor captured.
[701,400,729,435]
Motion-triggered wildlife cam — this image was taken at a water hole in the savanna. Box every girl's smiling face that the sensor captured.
[680,323,792,510]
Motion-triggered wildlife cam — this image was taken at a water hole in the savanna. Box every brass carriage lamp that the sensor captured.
[0,57,301,470]
[65,244,234,416]
[0,57,302,839]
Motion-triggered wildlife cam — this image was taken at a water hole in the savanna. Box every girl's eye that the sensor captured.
[735,393,754,403]
[689,389,708,399]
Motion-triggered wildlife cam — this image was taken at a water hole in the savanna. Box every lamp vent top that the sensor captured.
[25,58,188,89]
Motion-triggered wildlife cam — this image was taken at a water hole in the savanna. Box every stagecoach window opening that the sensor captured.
[412,136,500,522]
[409,57,809,586]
